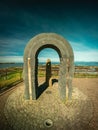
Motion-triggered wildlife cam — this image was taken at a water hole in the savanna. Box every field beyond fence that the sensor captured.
[0,67,23,93]
[0,65,98,93]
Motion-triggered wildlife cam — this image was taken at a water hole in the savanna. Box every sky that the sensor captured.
[0,0,98,63]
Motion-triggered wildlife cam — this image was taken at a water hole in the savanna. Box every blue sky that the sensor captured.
[0,0,98,63]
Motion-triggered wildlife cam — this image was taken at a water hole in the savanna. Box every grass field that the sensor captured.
[0,66,98,92]
[0,67,23,92]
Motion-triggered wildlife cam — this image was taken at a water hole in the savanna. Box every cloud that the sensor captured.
[74,50,98,62]
[38,48,60,62]
[38,46,98,62]
[38,57,60,63]
[0,38,26,56]
[0,56,23,63]
[69,41,98,61]
[0,49,98,63]
[38,48,60,57]
[69,41,90,51]
[0,51,19,56]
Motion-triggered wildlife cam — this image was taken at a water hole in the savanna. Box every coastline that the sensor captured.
[0,61,98,69]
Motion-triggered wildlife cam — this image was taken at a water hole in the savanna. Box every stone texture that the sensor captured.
[23,33,74,100]
[4,82,93,130]
[1,78,98,130]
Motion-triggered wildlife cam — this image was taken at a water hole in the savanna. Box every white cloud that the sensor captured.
[0,50,98,63]
[0,56,23,63]
[38,57,60,62]
[74,51,98,61]
[69,41,98,61]
[69,41,90,51]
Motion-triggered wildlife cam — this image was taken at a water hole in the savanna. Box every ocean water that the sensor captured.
[37,61,98,67]
[0,62,98,69]
[75,61,98,66]
[0,63,23,69]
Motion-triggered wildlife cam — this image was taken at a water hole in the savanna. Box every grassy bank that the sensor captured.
[0,67,23,92]
[38,65,98,78]
[0,66,98,93]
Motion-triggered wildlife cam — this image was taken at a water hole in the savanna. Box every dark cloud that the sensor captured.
[0,0,98,58]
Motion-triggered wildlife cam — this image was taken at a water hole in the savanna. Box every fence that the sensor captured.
[0,67,23,92]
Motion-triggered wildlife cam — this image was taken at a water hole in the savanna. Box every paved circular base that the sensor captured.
[4,84,93,130]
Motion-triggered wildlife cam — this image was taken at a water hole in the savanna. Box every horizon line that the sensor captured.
[0,61,98,63]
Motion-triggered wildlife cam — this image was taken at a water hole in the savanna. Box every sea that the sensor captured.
[0,62,98,69]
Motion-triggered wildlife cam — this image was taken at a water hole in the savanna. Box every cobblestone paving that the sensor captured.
[4,82,93,130]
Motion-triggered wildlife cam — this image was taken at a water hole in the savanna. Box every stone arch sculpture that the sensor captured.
[23,33,74,100]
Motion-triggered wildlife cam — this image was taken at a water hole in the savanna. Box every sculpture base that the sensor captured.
[4,83,93,130]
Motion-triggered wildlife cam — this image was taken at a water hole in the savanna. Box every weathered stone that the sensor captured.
[4,84,93,130]
[23,33,74,100]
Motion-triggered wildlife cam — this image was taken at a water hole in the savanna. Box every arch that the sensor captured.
[23,33,74,100]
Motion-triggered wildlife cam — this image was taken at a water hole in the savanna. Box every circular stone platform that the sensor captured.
[4,83,93,130]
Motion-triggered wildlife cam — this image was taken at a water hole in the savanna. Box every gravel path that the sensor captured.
[73,78,98,130]
[0,78,98,130]
[0,82,24,130]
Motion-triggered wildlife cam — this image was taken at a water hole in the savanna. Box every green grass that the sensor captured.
[38,70,98,78]
[38,70,45,77]
[0,66,98,92]
[0,69,23,91]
